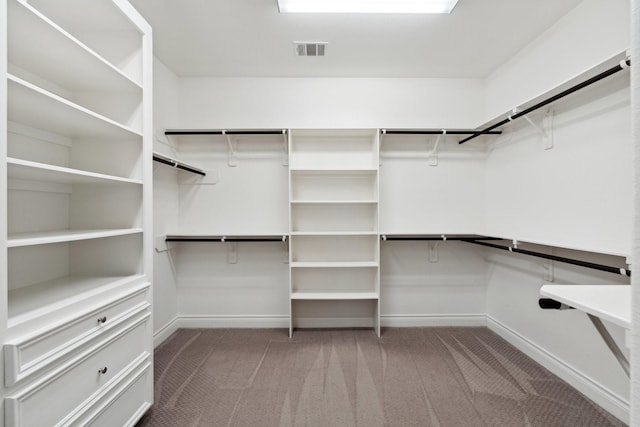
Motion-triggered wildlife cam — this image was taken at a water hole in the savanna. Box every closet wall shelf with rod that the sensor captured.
[165,129,287,136]
[460,56,631,144]
[153,152,206,176]
[464,239,631,277]
[381,129,502,135]
[165,235,287,243]
[381,234,501,241]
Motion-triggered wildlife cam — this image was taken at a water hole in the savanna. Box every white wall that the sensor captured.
[381,241,487,326]
[380,134,486,234]
[483,74,632,256]
[484,0,630,122]
[152,58,180,343]
[177,77,484,129]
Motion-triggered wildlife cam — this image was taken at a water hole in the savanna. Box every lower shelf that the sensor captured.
[8,274,145,327]
[291,292,378,300]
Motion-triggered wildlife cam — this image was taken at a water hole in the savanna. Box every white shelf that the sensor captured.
[7,74,142,139]
[540,284,630,329]
[8,0,142,94]
[291,292,379,300]
[291,231,378,236]
[291,261,378,268]
[8,158,143,185]
[291,200,378,204]
[290,168,377,174]
[8,228,143,248]
[8,274,145,326]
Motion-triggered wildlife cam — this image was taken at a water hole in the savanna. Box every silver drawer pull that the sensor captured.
[97,316,107,324]
[98,367,108,375]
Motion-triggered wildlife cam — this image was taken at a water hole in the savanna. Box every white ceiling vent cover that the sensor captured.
[294,42,327,57]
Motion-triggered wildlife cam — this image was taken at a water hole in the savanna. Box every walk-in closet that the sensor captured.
[1,0,639,425]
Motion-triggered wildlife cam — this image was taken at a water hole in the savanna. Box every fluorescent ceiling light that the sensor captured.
[277,0,459,14]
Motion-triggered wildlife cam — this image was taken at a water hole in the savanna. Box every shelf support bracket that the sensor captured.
[428,242,439,263]
[515,108,554,150]
[282,130,289,166]
[379,129,386,166]
[283,235,289,264]
[588,314,629,378]
[225,238,238,264]
[427,130,445,166]
[223,131,238,167]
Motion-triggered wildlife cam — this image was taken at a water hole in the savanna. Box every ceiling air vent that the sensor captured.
[294,41,327,57]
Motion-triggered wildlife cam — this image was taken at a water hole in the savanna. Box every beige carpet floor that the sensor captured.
[137,327,625,427]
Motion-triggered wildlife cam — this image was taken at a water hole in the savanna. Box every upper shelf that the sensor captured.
[539,284,630,329]
[7,74,142,140]
[8,228,143,247]
[8,158,143,186]
[8,0,142,95]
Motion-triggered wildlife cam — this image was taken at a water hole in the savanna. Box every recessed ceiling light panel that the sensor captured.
[277,0,459,14]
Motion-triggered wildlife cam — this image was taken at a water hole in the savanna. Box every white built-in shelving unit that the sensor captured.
[1,0,153,425]
[288,129,380,337]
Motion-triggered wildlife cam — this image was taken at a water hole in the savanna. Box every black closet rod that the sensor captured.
[152,154,206,176]
[464,240,631,277]
[165,130,287,136]
[459,58,631,144]
[383,130,502,135]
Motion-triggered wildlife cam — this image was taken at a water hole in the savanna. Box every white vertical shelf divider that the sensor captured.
[289,129,380,337]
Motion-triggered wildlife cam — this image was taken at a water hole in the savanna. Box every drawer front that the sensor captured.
[5,312,150,427]
[4,282,150,386]
[72,359,152,427]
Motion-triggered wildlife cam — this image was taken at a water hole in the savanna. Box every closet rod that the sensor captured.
[153,154,206,176]
[165,130,287,136]
[166,236,286,242]
[382,130,502,135]
[382,235,501,241]
[464,240,631,277]
[459,58,631,144]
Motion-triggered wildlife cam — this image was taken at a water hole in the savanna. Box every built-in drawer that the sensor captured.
[5,311,150,427]
[68,357,152,427]
[4,282,150,387]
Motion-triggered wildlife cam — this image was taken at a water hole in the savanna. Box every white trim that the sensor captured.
[487,315,629,424]
[177,315,290,329]
[153,317,179,348]
[381,314,486,327]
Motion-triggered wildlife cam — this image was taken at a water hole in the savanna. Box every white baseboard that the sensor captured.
[153,318,179,348]
[294,316,373,329]
[177,315,289,329]
[381,314,486,327]
[486,316,629,424]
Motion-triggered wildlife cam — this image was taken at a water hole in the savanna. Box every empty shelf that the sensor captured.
[291,292,378,300]
[8,158,142,185]
[8,228,143,247]
[539,284,630,329]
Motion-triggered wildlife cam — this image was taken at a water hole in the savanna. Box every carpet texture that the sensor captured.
[137,328,625,427]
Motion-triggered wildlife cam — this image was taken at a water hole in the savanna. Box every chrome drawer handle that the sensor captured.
[97,316,107,324]
[98,367,108,375]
